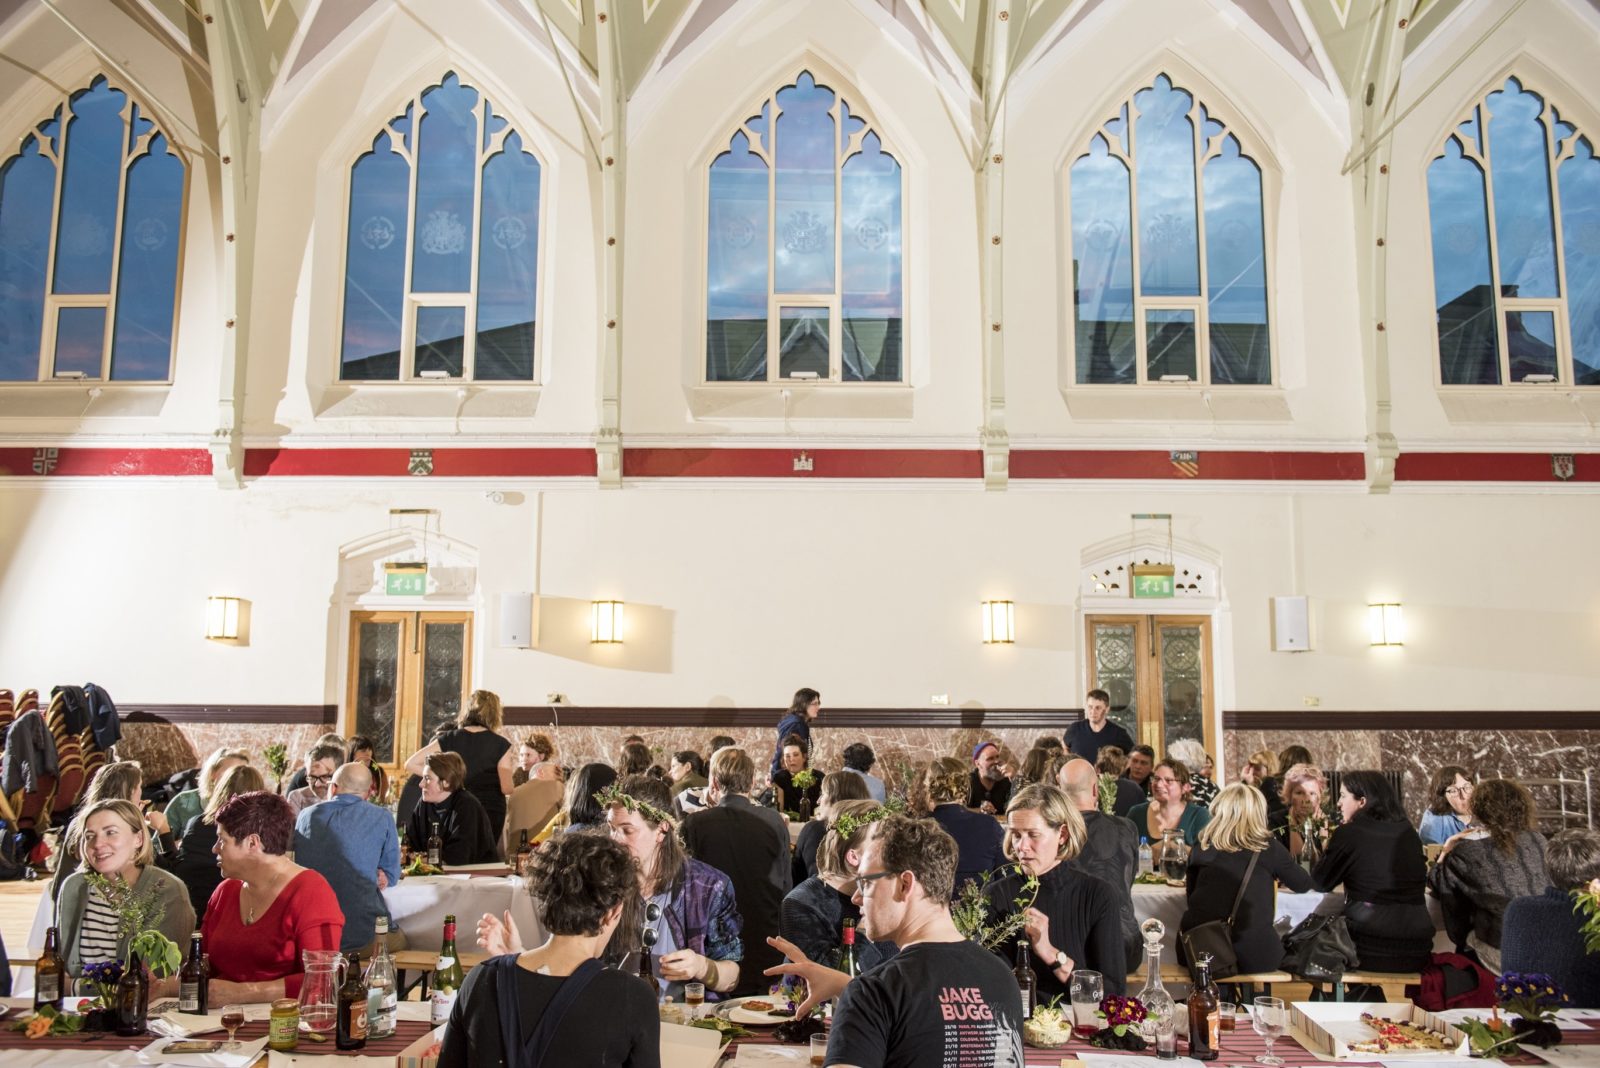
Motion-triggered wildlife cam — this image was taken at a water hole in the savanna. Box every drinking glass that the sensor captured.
[810,1033,828,1066]
[1253,996,1286,1066]
[1070,970,1104,1039]
[220,1003,244,1049]
[684,981,705,1020]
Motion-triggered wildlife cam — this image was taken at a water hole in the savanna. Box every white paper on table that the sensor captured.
[1080,1054,1210,1068]
[659,1019,721,1068]
[1527,1046,1600,1068]
[6,1052,145,1068]
[1430,1008,1592,1032]
[1562,1010,1600,1020]
[731,1045,807,1064]
[135,1035,269,1067]
[242,1003,277,1022]
[266,1053,395,1068]
[148,1010,228,1038]
[1380,1060,1493,1068]
[396,1001,437,1023]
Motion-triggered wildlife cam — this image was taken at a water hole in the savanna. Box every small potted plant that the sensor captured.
[1089,994,1150,1050]
[264,743,290,793]
[1455,973,1568,1056]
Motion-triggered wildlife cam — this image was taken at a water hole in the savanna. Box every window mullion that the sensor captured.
[401,92,423,382]
[1542,99,1573,386]
[1125,95,1147,386]
[101,104,136,383]
[767,92,779,384]
[1476,92,1512,386]
[832,98,843,383]
[464,98,488,382]
[1191,101,1211,387]
[38,95,68,382]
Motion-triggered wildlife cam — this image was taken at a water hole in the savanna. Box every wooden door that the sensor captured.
[345,611,473,772]
[1084,614,1215,760]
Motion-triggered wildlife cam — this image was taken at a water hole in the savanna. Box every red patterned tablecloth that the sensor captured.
[0,1016,434,1060]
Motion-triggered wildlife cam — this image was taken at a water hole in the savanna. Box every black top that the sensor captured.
[985,861,1128,999]
[827,940,1025,1068]
[770,713,811,777]
[967,770,1012,812]
[1112,777,1148,819]
[771,769,821,816]
[1072,810,1142,969]
[1064,719,1136,763]
[173,816,223,924]
[1502,887,1600,1008]
[406,790,500,865]
[1312,816,1428,906]
[794,818,826,885]
[779,877,898,974]
[436,954,660,1068]
[929,803,1006,898]
[1182,840,1312,973]
[438,728,511,836]
[681,796,791,996]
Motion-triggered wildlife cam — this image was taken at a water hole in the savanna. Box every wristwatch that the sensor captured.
[1053,951,1071,974]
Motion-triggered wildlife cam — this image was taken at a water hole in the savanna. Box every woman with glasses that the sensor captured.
[982,784,1127,1000]
[1419,766,1475,845]
[1126,759,1212,862]
[437,833,657,1068]
[604,775,742,1002]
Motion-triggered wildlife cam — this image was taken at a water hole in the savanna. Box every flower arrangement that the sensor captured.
[78,959,125,1008]
[1575,877,1600,953]
[1455,973,1568,1055]
[1096,774,1117,815]
[790,768,818,790]
[831,797,906,840]
[593,783,676,827]
[950,863,1041,950]
[1090,994,1150,1050]
[10,1004,85,1038]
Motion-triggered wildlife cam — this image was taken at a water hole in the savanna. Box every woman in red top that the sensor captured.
[201,791,344,1000]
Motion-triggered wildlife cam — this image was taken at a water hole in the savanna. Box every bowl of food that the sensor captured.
[1022,1004,1074,1049]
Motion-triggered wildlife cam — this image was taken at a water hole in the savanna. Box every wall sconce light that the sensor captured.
[981,600,1015,644]
[591,600,624,643]
[205,596,242,641]
[1368,602,1404,646]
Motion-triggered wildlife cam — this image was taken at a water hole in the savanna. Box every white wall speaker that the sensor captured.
[1271,596,1310,652]
[498,592,535,648]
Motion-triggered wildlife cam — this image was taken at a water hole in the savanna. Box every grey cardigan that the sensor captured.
[1428,829,1551,954]
[57,867,196,977]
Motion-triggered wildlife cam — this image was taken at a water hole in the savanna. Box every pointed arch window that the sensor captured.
[340,72,542,382]
[0,76,185,382]
[1068,74,1272,386]
[1427,76,1599,386]
[705,71,904,383]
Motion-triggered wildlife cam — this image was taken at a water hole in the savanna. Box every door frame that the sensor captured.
[344,610,475,773]
[1083,610,1219,766]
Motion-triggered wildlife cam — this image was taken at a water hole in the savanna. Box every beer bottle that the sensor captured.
[34,927,64,1011]
[430,914,465,1025]
[336,952,369,1050]
[426,821,443,866]
[1187,955,1220,1061]
[178,932,208,1013]
[1013,940,1036,1019]
[514,829,534,876]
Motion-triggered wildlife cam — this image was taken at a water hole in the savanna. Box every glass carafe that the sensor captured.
[1136,919,1177,1059]
[1161,831,1188,885]
[298,949,346,1033]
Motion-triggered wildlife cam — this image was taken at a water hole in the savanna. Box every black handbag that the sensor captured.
[1180,849,1259,981]
[1281,911,1360,982]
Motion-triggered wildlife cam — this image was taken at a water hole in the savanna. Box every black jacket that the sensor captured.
[1182,839,1312,973]
[1072,809,1142,969]
[406,791,499,865]
[681,795,791,996]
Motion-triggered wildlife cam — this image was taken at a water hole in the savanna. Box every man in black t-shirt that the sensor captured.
[967,741,1012,814]
[764,816,1025,1068]
[1063,688,1136,763]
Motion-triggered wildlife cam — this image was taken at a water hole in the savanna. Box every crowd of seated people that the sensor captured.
[32,684,1600,1068]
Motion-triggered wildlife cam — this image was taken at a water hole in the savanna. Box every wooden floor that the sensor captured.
[0,878,44,959]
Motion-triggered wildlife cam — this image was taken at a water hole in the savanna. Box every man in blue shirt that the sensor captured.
[842,741,887,802]
[294,761,403,953]
[769,687,821,777]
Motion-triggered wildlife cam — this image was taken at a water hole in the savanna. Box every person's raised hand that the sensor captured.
[477,909,524,955]
[762,935,848,1017]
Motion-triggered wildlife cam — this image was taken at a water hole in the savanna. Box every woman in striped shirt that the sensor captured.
[57,799,195,978]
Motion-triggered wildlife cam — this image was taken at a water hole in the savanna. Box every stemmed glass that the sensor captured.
[220,1004,244,1050]
[1253,996,1287,1066]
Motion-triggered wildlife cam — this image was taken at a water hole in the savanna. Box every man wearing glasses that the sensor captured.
[286,743,345,816]
[765,816,1025,1067]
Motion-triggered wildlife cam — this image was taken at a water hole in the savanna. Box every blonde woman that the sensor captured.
[173,763,266,923]
[779,799,899,971]
[793,770,871,883]
[1276,763,1328,860]
[52,761,165,902]
[1179,783,1311,972]
[982,784,1127,999]
[165,748,250,843]
[405,690,516,841]
[924,757,1005,898]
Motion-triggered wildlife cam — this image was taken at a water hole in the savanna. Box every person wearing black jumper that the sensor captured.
[1182,783,1312,972]
[769,687,820,777]
[983,783,1127,1000]
[1063,688,1136,763]
[1502,829,1600,1007]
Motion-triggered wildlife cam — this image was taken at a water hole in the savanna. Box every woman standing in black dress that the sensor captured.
[405,690,516,844]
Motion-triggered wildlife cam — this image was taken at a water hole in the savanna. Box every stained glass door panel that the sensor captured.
[1085,615,1214,758]
[352,618,403,763]
[419,619,469,743]
[346,611,472,776]
[1155,623,1207,750]
[1087,620,1140,740]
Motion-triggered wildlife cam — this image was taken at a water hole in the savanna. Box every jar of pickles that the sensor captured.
[269,998,300,1051]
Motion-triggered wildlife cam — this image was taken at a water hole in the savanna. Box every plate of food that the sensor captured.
[1021,1003,1074,1049]
[720,996,798,1026]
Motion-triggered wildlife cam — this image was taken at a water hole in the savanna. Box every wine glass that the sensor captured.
[1070,970,1104,1039]
[1253,996,1286,1066]
[220,1003,244,1050]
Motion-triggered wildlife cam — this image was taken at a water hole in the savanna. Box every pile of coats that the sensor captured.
[0,685,122,870]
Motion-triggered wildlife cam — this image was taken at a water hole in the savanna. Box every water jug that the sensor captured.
[298,949,346,1033]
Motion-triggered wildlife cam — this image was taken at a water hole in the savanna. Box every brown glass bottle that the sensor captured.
[514,829,533,876]
[178,932,208,1013]
[1012,940,1036,1019]
[115,951,149,1036]
[426,820,443,866]
[34,927,64,1011]
[336,952,369,1050]
[1187,956,1220,1060]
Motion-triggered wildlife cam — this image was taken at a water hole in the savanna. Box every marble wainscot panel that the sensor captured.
[1224,726,1600,827]
[118,722,337,787]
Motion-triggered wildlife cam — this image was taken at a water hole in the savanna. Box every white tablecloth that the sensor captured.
[381,874,545,952]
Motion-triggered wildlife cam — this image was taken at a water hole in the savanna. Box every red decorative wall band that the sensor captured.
[241,448,596,478]
[1010,450,1366,480]
[621,448,984,479]
[0,448,212,477]
[1394,452,1596,482]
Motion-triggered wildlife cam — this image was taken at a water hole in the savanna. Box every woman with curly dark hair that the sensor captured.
[439,833,658,1068]
[1429,777,1551,971]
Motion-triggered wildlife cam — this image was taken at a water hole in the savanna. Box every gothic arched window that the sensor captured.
[0,76,184,382]
[706,71,903,383]
[340,72,542,382]
[1068,74,1272,386]
[1427,76,1599,386]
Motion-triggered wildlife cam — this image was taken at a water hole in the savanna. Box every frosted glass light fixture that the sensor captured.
[205,596,242,641]
[1368,603,1404,646]
[981,600,1015,644]
[591,600,624,643]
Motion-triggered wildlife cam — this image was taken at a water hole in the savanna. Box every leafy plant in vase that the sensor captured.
[264,743,290,793]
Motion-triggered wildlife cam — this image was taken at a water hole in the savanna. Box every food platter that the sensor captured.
[717,995,799,1027]
[1291,1002,1470,1059]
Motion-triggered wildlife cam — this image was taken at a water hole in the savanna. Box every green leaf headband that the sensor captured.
[831,796,907,840]
[594,783,676,828]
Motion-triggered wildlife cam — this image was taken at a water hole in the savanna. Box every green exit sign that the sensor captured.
[1132,572,1174,599]
[386,567,427,596]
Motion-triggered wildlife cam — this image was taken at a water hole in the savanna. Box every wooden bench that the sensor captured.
[1158,963,1292,994]
[1332,971,1420,1001]
[393,948,488,998]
